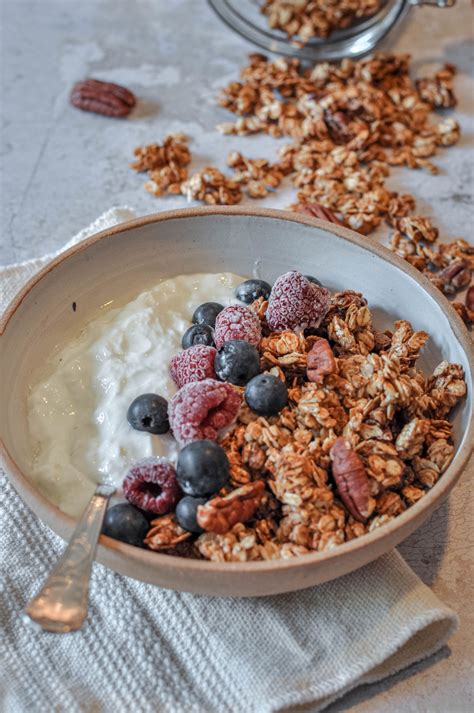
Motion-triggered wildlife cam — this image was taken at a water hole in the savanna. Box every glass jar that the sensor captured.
[208,0,456,61]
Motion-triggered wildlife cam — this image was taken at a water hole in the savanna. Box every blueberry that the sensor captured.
[176,440,229,496]
[305,274,323,287]
[181,324,215,349]
[214,340,260,386]
[127,394,169,434]
[245,373,288,416]
[102,503,149,547]
[192,302,224,328]
[176,495,207,533]
[235,279,271,304]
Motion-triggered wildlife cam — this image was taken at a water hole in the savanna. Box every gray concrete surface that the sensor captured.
[1,1,473,711]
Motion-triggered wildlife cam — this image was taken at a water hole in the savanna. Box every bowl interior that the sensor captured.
[0,208,472,594]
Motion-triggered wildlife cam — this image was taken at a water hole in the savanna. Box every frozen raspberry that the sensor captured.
[214,305,262,349]
[169,378,242,445]
[266,271,330,331]
[123,458,182,515]
[170,345,217,388]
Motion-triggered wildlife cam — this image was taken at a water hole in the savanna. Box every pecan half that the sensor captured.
[197,481,265,534]
[330,437,370,522]
[70,79,136,117]
[296,202,345,226]
[306,338,336,383]
[466,285,474,313]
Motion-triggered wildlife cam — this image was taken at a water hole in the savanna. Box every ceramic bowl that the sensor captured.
[1,207,472,596]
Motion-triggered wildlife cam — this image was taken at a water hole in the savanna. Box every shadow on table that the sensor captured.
[397,497,450,586]
[322,645,452,713]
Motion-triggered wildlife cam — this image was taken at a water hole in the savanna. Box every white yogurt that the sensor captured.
[27,272,243,516]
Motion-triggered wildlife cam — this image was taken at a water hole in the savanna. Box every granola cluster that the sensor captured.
[131,133,191,197]
[146,290,466,562]
[260,0,382,43]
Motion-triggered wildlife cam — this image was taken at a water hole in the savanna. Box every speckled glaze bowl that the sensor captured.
[1,207,472,596]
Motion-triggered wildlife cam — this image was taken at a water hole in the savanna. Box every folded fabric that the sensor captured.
[0,208,458,713]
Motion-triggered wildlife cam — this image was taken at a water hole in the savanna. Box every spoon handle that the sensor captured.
[24,484,114,633]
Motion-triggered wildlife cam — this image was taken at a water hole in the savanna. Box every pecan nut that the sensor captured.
[306,338,336,383]
[466,285,474,313]
[297,202,345,226]
[197,480,265,534]
[330,437,370,522]
[70,79,136,117]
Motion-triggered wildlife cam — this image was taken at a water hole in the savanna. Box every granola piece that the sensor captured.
[356,440,405,491]
[426,361,467,417]
[375,491,405,517]
[393,216,439,244]
[131,134,190,172]
[144,514,191,551]
[226,151,285,198]
[296,383,348,434]
[196,523,263,562]
[260,330,307,371]
[426,439,454,472]
[395,418,430,459]
[452,301,474,327]
[277,501,346,551]
[327,304,375,356]
[181,167,242,205]
[416,64,457,109]
[387,320,429,370]
[402,484,426,505]
[269,445,332,508]
[412,456,440,488]
[132,134,191,197]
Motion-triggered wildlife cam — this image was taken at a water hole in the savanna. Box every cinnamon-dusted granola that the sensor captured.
[131,134,191,197]
[226,150,286,198]
[145,514,191,551]
[181,166,242,205]
[215,52,471,302]
[260,0,382,42]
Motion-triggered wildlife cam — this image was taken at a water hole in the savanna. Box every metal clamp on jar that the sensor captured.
[208,0,457,61]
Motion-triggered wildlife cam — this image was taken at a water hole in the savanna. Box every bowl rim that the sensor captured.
[1,205,473,575]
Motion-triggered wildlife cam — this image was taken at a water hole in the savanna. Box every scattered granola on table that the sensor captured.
[129,52,471,318]
[131,134,191,197]
[104,271,467,562]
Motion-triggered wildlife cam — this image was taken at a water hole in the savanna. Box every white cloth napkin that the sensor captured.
[0,208,458,713]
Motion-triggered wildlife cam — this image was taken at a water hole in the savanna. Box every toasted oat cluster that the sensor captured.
[146,289,466,562]
[131,133,191,197]
[260,0,382,42]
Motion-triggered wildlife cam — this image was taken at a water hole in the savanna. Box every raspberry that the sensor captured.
[266,271,330,331]
[214,305,262,349]
[170,345,217,388]
[123,458,182,514]
[169,378,242,445]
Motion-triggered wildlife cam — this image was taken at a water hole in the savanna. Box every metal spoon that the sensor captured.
[23,484,115,633]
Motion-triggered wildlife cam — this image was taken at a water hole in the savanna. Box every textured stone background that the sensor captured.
[1,1,473,711]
